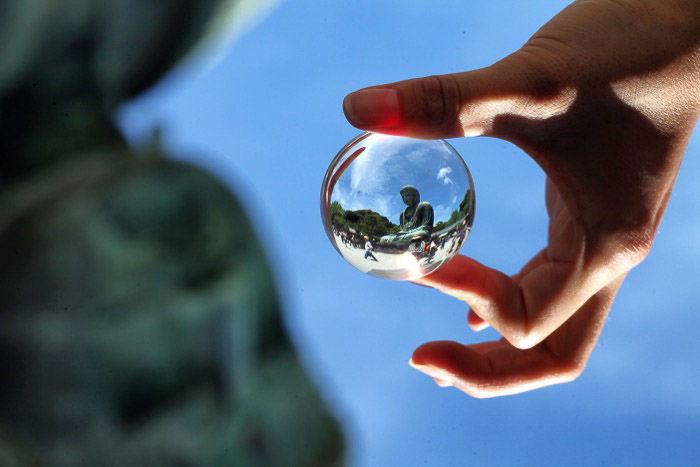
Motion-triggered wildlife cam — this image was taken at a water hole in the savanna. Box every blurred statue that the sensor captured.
[0,1,342,465]
[380,185,434,243]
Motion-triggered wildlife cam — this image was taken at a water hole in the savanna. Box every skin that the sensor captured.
[343,0,700,397]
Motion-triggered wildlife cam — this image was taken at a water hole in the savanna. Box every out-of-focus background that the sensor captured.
[120,1,700,465]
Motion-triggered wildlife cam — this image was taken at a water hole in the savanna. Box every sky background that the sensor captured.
[119,1,700,465]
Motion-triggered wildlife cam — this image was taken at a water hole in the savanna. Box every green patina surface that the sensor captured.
[0,1,342,465]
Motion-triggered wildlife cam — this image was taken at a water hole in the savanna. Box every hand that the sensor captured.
[343,0,700,397]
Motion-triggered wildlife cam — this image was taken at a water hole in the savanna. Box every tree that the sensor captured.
[329,201,398,238]
[434,189,473,232]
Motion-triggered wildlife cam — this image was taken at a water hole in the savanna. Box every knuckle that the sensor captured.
[505,40,572,98]
[492,48,577,128]
[505,330,541,350]
[502,302,542,350]
[414,75,462,129]
[620,229,654,264]
[556,359,586,383]
[601,227,655,271]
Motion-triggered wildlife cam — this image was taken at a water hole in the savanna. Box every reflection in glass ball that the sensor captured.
[321,132,475,280]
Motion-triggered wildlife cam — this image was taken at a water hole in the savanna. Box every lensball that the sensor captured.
[321,132,475,280]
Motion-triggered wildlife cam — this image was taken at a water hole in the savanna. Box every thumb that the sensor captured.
[342,60,546,139]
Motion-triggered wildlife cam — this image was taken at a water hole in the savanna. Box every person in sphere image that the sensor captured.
[364,236,378,262]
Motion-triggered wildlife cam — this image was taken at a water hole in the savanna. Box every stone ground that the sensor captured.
[333,234,461,280]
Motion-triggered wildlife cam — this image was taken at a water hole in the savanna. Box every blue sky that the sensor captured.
[119,1,700,465]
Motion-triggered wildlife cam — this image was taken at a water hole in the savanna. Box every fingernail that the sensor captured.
[343,88,400,128]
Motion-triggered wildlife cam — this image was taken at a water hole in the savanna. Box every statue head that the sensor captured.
[0,0,278,180]
[400,185,419,206]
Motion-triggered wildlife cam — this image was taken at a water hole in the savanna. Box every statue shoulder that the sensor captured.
[417,201,433,211]
[0,151,275,311]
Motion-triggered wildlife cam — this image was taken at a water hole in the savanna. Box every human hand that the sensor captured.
[342,0,700,397]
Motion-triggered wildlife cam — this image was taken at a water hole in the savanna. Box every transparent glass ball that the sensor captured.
[321,132,475,280]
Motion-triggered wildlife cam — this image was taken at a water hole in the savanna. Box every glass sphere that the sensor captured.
[321,132,475,280]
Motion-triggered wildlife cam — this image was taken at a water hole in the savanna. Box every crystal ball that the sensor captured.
[321,132,475,280]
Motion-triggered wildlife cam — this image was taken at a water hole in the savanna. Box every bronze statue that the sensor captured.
[380,185,434,243]
[0,1,342,465]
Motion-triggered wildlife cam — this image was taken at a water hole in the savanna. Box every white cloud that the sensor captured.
[437,166,454,186]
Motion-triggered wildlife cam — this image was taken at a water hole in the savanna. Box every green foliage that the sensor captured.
[330,201,345,221]
[434,189,473,232]
[459,189,473,216]
[330,201,398,237]
[332,189,474,237]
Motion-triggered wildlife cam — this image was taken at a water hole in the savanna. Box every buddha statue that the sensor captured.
[380,185,434,244]
[0,1,342,465]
